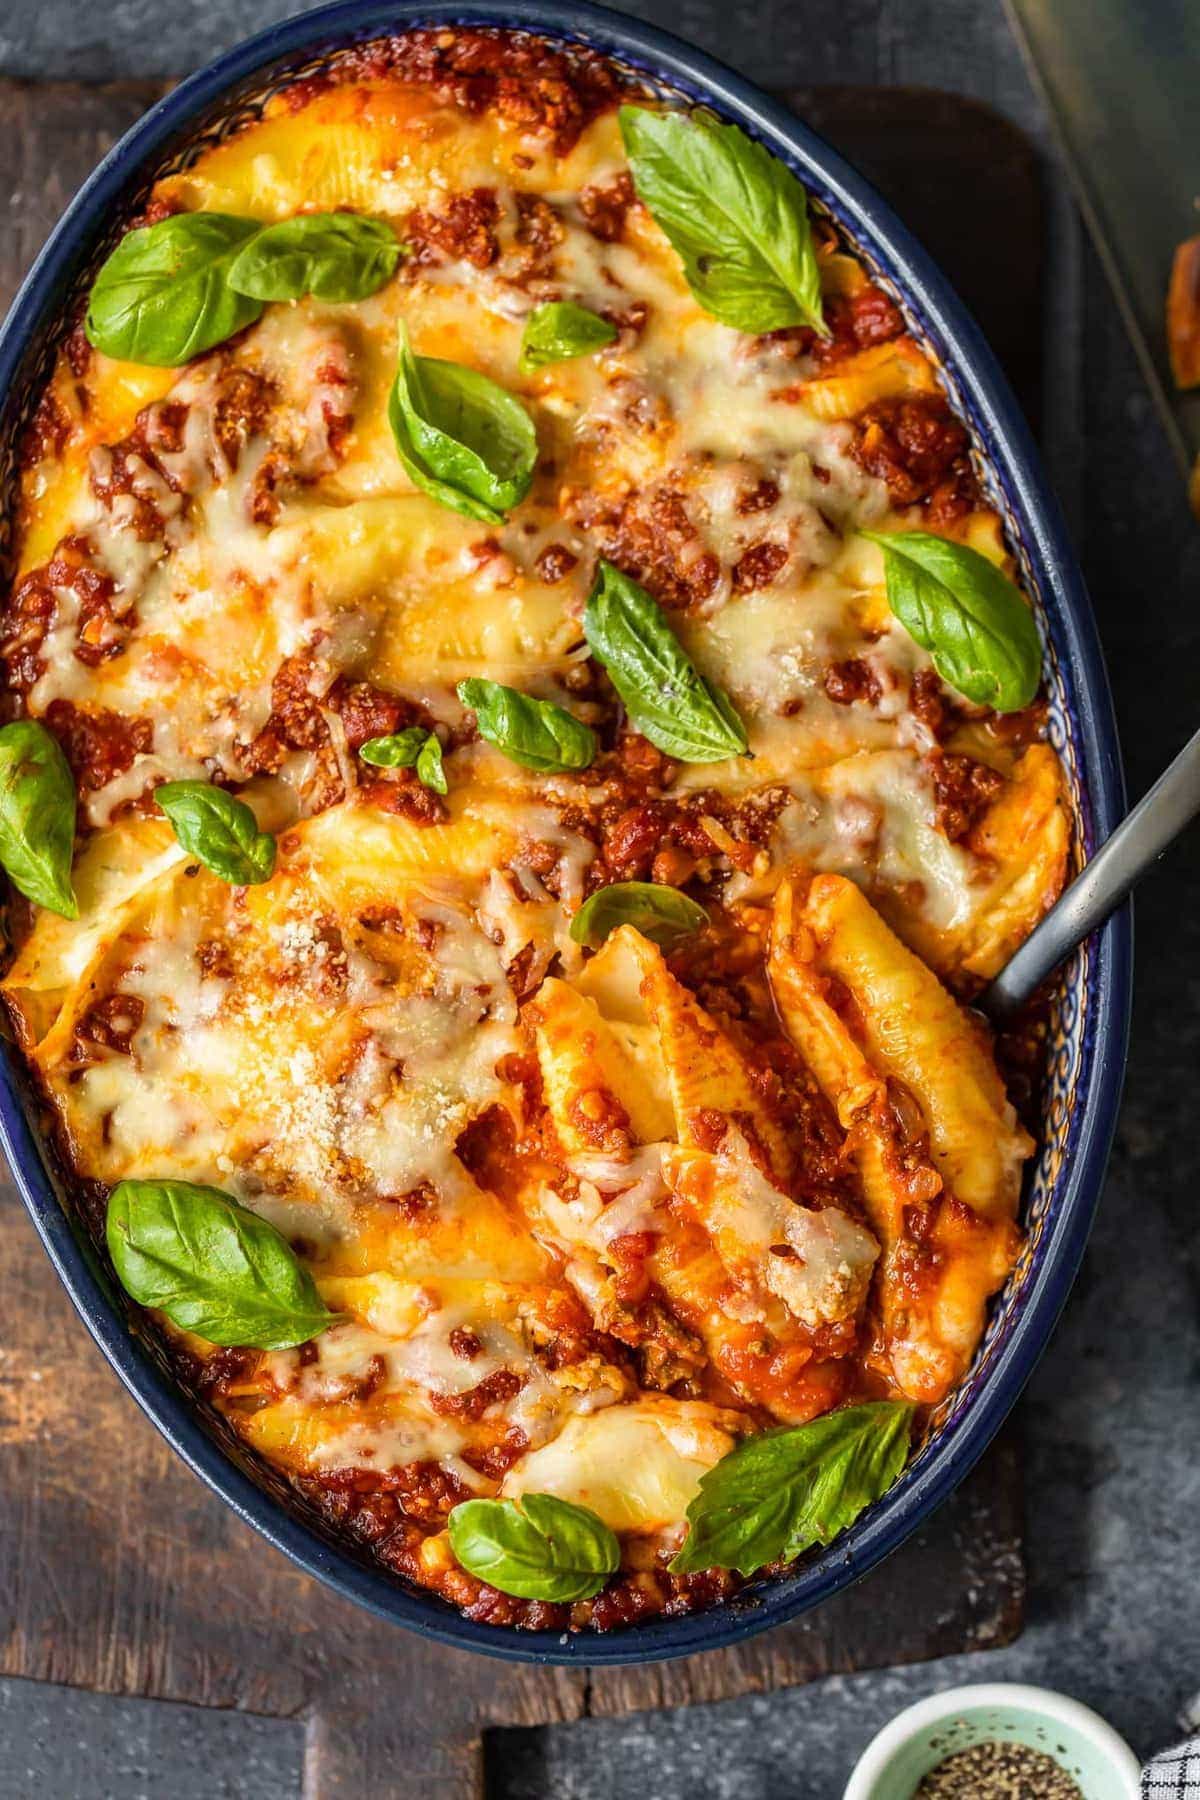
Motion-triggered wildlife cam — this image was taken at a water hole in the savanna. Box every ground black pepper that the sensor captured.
[913,1739,1084,1797]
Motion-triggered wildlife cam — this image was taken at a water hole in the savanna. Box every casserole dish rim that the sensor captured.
[0,0,1132,1666]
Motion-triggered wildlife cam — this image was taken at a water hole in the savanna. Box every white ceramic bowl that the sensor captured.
[843,1682,1142,1800]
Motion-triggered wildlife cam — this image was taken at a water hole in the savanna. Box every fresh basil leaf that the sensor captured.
[155,781,276,885]
[519,301,618,373]
[457,677,596,773]
[415,732,448,795]
[0,720,78,917]
[358,728,431,769]
[388,324,537,524]
[358,727,446,792]
[670,1402,915,1576]
[570,881,707,950]
[85,213,265,366]
[583,559,748,762]
[448,1493,620,1601]
[106,1178,338,1349]
[862,530,1042,713]
[227,211,401,303]
[619,106,824,335]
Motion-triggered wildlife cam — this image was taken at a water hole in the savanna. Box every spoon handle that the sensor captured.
[980,725,1200,1021]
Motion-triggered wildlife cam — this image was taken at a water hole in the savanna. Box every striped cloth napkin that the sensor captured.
[1144,1739,1200,1797]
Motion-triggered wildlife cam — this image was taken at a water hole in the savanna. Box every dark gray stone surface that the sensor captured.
[1,0,1198,1794]
[0,1674,303,1799]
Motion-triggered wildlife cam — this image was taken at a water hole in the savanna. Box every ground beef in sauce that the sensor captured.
[211,365,275,465]
[0,538,124,691]
[286,28,626,153]
[43,699,153,792]
[309,1460,472,1531]
[565,484,721,611]
[908,666,956,740]
[23,388,72,463]
[407,186,501,269]
[63,317,92,378]
[357,773,448,824]
[429,1368,524,1419]
[325,676,414,751]
[929,751,1005,842]
[69,993,145,1064]
[239,655,440,815]
[824,656,883,708]
[731,539,789,595]
[532,541,578,583]
[852,393,980,519]
[737,476,781,516]
[579,171,636,242]
[240,653,330,768]
[297,1466,742,1632]
[758,283,904,367]
[511,191,565,278]
[579,782,786,891]
[461,1427,530,1479]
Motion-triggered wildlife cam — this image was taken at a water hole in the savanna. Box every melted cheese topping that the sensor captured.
[1,33,1072,1622]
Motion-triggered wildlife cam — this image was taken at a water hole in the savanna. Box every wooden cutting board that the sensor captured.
[0,79,1038,1799]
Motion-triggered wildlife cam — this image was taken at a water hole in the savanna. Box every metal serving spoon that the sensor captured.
[979,726,1200,1021]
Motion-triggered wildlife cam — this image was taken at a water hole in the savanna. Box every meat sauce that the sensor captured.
[407,186,501,269]
[281,27,624,153]
[564,483,721,613]
[851,393,980,521]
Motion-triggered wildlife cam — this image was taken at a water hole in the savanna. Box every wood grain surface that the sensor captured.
[0,78,1038,1800]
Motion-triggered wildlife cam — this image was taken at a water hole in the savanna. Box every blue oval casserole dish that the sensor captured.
[0,0,1131,1665]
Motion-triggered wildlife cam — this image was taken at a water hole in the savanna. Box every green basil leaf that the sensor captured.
[85,213,265,366]
[227,211,401,303]
[448,1493,620,1601]
[570,881,707,950]
[358,728,431,769]
[619,106,824,335]
[519,301,618,373]
[387,324,537,524]
[358,727,446,792]
[155,781,276,885]
[457,677,596,773]
[583,559,748,762]
[670,1401,915,1576]
[415,732,448,795]
[106,1178,338,1349]
[0,720,78,917]
[862,530,1042,713]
